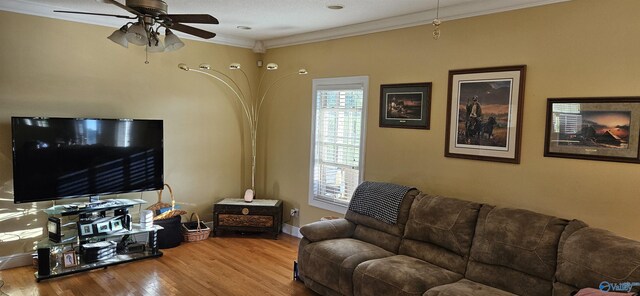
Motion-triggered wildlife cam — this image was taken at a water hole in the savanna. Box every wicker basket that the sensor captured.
[149,184,187,221]
[147,184,173,212]
[182,213,211,242]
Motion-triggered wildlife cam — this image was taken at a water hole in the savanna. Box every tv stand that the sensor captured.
[36,198,163,282]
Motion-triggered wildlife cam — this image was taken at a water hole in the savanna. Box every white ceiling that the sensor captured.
[0,0,569,50]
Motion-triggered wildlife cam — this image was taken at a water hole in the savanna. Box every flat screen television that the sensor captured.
[11,117,164,204]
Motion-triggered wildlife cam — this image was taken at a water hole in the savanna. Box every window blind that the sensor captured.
[312,86,364,205]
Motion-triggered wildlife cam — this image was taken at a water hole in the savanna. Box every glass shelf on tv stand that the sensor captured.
[37,224,164,249]
[43,198,148,216]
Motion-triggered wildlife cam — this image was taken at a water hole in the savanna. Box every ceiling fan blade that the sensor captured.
[162,14,219,24]
[170,23,216,39]
[102,0,143,17]
[54,10,136,19]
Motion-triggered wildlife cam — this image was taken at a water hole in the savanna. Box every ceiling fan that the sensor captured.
[54,0,219,53]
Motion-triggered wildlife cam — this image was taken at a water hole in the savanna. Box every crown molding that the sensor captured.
[0,0,255,49]
[263,0,571,49]
[1,0,570,50]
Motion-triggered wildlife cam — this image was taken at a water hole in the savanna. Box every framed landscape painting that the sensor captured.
[544,97,640,163]
[379,82,432,129]
[445,65,526,163]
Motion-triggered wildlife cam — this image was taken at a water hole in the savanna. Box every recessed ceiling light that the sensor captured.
[237,26,252,30]
[327,4,344,10]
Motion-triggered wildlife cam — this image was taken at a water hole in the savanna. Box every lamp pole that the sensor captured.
[178,63,308,202]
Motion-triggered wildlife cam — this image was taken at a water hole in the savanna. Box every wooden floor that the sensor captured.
[0,234,317,296]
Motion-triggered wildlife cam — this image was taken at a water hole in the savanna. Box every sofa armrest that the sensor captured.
[300,219,356,242]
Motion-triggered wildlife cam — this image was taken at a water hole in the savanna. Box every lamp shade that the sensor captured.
[125,22,148,46]
[164,29,184,52]
[266,63,278,70]
[107,26,129,48]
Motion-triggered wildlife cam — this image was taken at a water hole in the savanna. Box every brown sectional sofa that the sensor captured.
[298,190,640,296]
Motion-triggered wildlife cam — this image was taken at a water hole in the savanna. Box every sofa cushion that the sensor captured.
[353,255,463,296]
[346,189,418,252]
[423,279,517,296]
[554,220,640,295]
[400,194,481,274]
[466,205,568,296]
[300,238,394,296]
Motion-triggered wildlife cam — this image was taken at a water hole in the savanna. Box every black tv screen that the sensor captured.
[11,117,164,203]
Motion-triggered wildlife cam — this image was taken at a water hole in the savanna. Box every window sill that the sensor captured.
[309,198,348,214]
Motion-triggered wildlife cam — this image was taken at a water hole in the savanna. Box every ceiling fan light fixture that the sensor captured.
[107,25,129,48]
[164,29,184,52]
[125,22,148,46]
[54,1,219,63]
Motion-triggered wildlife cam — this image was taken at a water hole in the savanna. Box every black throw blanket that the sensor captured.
[348,181,414,225]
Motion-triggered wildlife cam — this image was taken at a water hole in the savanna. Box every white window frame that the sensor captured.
[308,76,368,214]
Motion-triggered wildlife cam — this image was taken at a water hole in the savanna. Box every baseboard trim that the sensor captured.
[282,223,302,238]
[0,252,33,270]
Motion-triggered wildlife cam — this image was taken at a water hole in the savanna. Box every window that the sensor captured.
[309,76,368,213]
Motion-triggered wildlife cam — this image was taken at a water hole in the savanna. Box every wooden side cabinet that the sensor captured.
[213,199,283,239]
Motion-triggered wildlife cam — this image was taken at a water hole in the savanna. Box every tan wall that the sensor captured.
[2,0,640,259]
[0,11,257,257]
[261,0,640,240]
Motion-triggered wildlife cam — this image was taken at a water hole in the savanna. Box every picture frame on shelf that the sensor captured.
[96,221,111,234]
[47,217,62,243]
[78,223,94,237]
[544,97,640,163]
[110,219,124,232]
[62,251,78,268]
[445,65,526,163]
[379,82,432,129]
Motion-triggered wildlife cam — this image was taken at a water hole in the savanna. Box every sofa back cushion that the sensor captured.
[466,205,568,296]
[398,194,481,274]
[345,189,418,253]
[554,220,640,295]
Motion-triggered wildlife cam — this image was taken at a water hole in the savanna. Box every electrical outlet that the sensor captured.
[290,208,299,217]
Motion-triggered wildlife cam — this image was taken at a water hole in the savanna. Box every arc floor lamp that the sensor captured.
[178,62,308,202]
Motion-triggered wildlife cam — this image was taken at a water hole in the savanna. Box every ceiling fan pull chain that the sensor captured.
[145,48,149,64]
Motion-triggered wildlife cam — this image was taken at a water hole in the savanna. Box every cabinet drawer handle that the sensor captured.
[242,208,249,215]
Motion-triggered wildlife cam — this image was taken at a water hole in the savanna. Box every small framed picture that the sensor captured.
[96,222,111,234]
[48,217,62,242]
[63,251,78,268]
[379,82,432,129]
[78,223,94,237]
[110,219,123,231]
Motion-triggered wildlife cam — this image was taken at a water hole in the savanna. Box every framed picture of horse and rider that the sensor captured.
[445,65,527,163]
